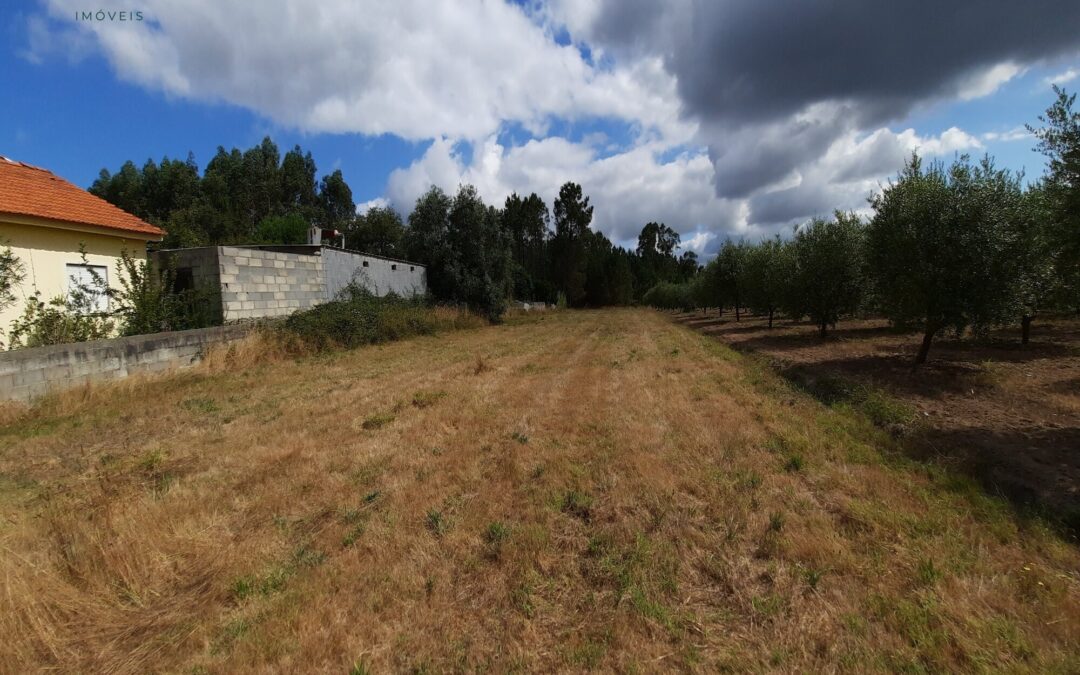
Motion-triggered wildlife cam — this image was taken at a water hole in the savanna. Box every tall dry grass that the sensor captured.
[0,308,1077,672]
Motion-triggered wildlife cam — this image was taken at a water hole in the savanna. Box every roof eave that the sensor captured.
[0,211,165,241]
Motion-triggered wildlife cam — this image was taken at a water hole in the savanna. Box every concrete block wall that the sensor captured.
[218,246,326,321]
[322,247,427,299]
[0,324,251,402]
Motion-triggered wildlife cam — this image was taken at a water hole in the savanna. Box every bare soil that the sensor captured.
[674,311,1080,531]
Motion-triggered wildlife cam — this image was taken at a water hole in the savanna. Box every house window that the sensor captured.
[66,263,109,313]
[409,266,414,272]
[391,264,397,271]
[362,261,369,267]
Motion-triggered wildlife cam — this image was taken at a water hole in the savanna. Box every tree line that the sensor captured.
[89,140,702,320]
[645,88,1080,365]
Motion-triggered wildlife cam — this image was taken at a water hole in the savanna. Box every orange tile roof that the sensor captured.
[0,156,165,238]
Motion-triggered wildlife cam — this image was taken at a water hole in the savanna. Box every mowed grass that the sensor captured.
[1,309,1078,673]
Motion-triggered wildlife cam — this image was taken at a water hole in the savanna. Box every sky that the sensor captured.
[3,0,1080,257]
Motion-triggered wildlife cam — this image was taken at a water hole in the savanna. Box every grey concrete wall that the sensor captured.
[322,247,427,299]
[218,246,326,321]
[0,324,251,402]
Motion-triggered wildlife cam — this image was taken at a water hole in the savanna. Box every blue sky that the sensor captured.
[3,1,1078,254]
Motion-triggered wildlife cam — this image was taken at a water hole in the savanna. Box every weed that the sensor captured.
[211,618,250,655]
[138,448,165,472]
[182,397,219,414]
[512,580,536,618]
[411,390,447,409]
[569,637,607,668]
[915,558,940,586]
[784,454,804,473]
[803,567,824,591]
[361,412,395,430]
[739,471,763,491]
[750,593,784,618]
[511,430,529,444]
[473,355,491,375]
[342,524,365,548]
[426,509,449,537]
[231,575,257,601]
[859,390,913,428]
[768,512,785,532]
[483,521,510,557]
[292,544,326,568]
[349,658,373,675]
[230,544,326,601]
[560,489,593,522]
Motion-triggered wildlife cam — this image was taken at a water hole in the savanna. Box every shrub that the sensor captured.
[642,281,696,311]
[114,250,218,336]
[7,291,114,349]
[282,284,472,350]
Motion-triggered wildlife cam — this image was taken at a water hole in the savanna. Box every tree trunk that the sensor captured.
[914,324,935,367]
[1021,315,1033,345]
[735,293,741,322]
[768,308,774,329]
[819,319,827,338]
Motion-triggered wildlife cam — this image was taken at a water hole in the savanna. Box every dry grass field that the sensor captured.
[1,309,1078,672]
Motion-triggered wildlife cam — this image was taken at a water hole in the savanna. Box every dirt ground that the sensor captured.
[674,311,1080,530]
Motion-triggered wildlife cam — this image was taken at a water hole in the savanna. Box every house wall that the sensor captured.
[0,323,251,402]
[321,247,427,299]
[0,219,152,344]
[218,246,325,321]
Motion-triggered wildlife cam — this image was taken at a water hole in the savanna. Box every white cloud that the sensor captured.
[355,197,389,215]
[982,126,1031,142]
[386,135,743,249]
[36,0,688,145]
[745,124,984,228]
[19,13,95,65]
[956,61,1025,100]
[23,0,1045,252]
[1044,67,1079,87]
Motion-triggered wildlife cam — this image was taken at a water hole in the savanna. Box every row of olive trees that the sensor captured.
[650,153,1072,365]
[649,89,1080,365]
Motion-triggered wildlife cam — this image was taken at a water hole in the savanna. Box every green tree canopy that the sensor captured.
[348,206,406,257]
[866,154,1019,364]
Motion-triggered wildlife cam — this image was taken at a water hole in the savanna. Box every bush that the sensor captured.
[114,250,218,336]
[282,283,481,350]
[7,292,114,349]
[642,281,695,311]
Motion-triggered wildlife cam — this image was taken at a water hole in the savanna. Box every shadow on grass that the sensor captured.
[669,310,1080,541]
[909,425,1080,538]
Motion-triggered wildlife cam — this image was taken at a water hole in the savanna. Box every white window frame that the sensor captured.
[66,263,110,313]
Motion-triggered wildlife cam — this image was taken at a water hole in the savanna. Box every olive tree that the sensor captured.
[788,212,864,337]
[741,236,794,329]
[866,154,1018,365]
[1006,184,1060,344]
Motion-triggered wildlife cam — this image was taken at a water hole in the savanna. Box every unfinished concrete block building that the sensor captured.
[151,245,427,323]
